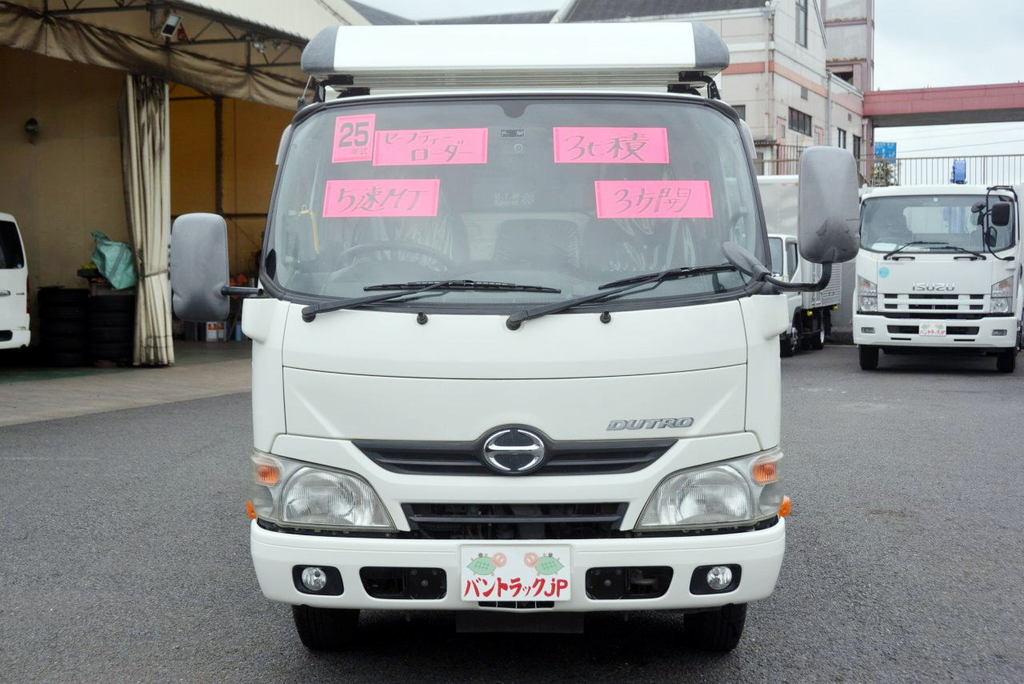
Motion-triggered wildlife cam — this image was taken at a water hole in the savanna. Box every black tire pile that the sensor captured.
[37,287,135,366]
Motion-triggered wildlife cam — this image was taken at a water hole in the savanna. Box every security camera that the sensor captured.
[160,13,181,38]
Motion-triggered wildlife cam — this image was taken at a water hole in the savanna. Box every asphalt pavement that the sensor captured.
[1,345,1022,682]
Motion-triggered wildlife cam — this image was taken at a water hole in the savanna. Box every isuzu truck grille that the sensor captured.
[357,438,674,476]
[401,502,627,540]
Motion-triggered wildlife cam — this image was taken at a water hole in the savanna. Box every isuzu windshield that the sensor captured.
[268,96,759,311]
[861,194,1015,253]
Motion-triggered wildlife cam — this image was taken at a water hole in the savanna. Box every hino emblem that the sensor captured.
[481,428,546,475]
[607,417,694,431]
[911,283,956,291]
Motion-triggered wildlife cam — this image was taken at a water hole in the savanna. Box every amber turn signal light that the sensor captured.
[752,460,778,484]
[255,462,280,486]
[778,495,792,517]
[246,499,258,520]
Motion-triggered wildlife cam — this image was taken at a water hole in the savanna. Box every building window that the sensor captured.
[796,0,808,47]
[788,107,812,136]
[800,86,809,100]
[853,134,862,159]
[837,128,847,149]
[732,104,746,121]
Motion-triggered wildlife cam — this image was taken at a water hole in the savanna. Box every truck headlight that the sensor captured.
[250,451,395,531]
[991,276,1013,314]
[636,449,783,530]
[857,275,878,313]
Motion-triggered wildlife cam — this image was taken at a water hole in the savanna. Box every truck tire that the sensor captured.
[779,327,798,357]
[292,605,359,651]
[859,345,879,370]
[996,349,1016,373]
[684,603,747,652]
[809,324,826,350]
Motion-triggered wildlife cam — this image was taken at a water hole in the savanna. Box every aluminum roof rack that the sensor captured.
[301,23,729,94]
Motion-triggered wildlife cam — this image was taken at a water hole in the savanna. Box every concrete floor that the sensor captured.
[0,341,252,427]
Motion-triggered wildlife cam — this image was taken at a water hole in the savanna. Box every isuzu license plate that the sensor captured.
[460,545,572,602]
[919,323,946,337]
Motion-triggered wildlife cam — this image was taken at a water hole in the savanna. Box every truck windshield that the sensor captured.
[861,194,1015,254]
[268,95,761,309]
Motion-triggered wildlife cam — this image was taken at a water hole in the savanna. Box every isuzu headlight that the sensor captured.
[636,449,783,530]
[991,276,1013,314]
[857,275,878,312]
[249,451,394,531]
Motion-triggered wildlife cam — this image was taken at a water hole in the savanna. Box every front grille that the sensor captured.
[358,438,674,476]
[402,502,627,539]
[887,325,980,335]
[880,292,992,316]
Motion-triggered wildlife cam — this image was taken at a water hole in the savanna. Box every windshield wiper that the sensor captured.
[923,243,986,260]
[505,264,738,330]
[364,279,560,293]
[883,241,945,260]
[302,279,560,323]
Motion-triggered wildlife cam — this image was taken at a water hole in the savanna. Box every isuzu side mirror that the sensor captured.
[797,146,860,264]
[990,202,1011,227]
[170,213,231,322]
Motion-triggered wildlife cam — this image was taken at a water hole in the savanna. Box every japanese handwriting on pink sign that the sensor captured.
[594,180,714,219]
[553,127,670,164]
[372,128,488,166]
[463,576,570,600]
[332,114,376,163]
[322,179,440,218]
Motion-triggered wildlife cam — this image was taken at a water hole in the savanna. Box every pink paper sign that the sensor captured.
[332,114,376,163]
[322,179,440,218]
[373,128,489,166]
[594,180,714,219]
[553,127,670,164]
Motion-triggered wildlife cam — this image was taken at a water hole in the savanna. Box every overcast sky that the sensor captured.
[361,0,1024,168]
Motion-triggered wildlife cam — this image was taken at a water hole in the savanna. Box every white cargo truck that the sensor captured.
[0,212,30,350]
[759,176,842,355]
[854,184,1021,372]
[170,23,859,651]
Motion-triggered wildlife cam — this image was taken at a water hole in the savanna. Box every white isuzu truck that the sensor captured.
[854,184,1021,372]
[170,24,859,651]
[759,176,842,356]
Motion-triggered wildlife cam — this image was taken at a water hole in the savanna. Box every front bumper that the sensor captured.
[853,313,1016,349]
[250,518,785,611]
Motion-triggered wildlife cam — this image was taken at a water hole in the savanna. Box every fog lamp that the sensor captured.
[706,566,733,591]
[301,566,328,592]
[993,329,1008,337]
[861,326,875,334]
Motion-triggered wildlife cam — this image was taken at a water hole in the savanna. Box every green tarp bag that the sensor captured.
[91,231,138,290]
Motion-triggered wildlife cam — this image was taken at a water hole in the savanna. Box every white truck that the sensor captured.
[170,23,859,652]
[854,184,1021,372]
[0,212,30,350]
[759,176,842,355]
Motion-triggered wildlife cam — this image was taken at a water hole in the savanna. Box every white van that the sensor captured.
[0,213,30,350]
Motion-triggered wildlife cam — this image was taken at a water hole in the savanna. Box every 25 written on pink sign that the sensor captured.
[332,114,376,163]
[594,180,714,219]
[373,128,488,166]
[322,179,440,218]
[553,127,670,164]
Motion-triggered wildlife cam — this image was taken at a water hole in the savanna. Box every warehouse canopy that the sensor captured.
[0,0,368,108]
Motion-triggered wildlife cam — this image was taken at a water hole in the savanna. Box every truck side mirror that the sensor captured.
[990,202,1011,227]
[797,147,860,264]
[170,213,230,322]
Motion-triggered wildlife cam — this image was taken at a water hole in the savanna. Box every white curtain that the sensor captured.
[121,73,174,366]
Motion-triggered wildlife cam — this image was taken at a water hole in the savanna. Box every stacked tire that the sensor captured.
[38,287,89,366]
[88,294,135,364]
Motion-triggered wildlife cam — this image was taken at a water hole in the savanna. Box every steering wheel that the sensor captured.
[335,241,455,270]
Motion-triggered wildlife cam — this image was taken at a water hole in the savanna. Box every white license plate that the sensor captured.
[460,545,572,602]
[919,323,947,337]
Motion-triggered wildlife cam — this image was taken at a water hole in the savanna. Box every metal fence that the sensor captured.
[757,144,1024,187]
